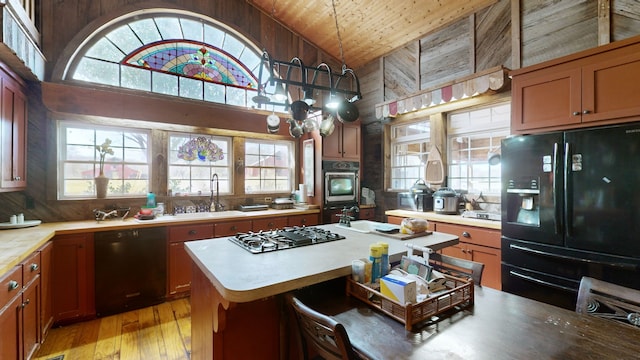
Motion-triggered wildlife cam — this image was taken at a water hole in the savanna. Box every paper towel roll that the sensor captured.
[299,184,307,203]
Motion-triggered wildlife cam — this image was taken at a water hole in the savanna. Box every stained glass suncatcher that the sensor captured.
[177,136,225,162]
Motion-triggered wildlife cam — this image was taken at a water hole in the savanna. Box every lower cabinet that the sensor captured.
[288,214,319,227]
[0,248,43,360]
[214,220,252,237]
[167,224,214,298]
[52,233,95,325]
[39,242,53,341]
[252,217,287,231]
[359,206,376,220]
[434,222,502,290]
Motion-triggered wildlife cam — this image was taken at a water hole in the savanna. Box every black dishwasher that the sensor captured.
[95,227,167,316]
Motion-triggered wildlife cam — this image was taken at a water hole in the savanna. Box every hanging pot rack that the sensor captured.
[252,50,362,112]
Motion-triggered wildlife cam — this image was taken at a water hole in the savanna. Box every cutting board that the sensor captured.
[425,145,444,185]
[374,230,433,241]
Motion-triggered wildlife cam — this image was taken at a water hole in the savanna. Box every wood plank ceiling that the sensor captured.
[247,0,498,69]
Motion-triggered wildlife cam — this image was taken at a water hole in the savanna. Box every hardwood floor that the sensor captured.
[33,298,191,360]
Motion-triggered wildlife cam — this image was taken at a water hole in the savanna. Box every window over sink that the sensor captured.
[57,122,151,199]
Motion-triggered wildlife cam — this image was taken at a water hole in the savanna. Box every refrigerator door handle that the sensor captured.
[564,142,572,237]
[552,142,560,235]
[509,244,639,270]
[508,270,576,293]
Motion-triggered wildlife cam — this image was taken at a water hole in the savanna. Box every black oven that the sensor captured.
[323,161,359,205]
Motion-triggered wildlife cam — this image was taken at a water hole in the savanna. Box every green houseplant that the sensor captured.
[95,138,114,198]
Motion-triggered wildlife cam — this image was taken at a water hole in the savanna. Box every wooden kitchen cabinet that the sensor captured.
[38,242,53,342]
[0,66,28,191]
[0,250,42,360]
[252,217,287,231]
[214,220,252,237]
[167,224,214,298]
[52,233,95,325]
[0,265,22,359]
[288,214,319,227]
[434,222,501,290]
[359,206,375,220]
[512,38,640,133]
[322,121,361,161]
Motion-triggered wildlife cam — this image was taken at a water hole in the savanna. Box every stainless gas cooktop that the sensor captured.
[229,226,346,254]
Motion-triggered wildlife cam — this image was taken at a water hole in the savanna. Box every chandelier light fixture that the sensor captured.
[252,0,362,138]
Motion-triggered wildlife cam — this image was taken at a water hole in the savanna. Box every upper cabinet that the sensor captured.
[0,66,27,191]
[322,121,361,161]
[511,37,640,134]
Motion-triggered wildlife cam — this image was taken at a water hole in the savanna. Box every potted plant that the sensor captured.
[95,138,114,198]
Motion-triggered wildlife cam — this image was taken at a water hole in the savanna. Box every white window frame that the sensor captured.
[57,122,152,199]
[389,120,431,191]
[244,139,295,194]
[167,133,233,196]
[447,102,510,195]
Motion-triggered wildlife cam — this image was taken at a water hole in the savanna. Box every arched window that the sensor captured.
[64,10,266,108]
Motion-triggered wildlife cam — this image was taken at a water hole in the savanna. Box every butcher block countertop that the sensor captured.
[386,209,502,230]
[185,223,459,303]
[0,209,319,276]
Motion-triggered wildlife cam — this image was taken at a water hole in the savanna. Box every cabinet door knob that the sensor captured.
[268,222,274,227]
[231,225,237,231]
[462,231,471,238]
[30,263,39,272]
[8,280,19,290]
[582,109,591,114]
[300,219,306,224]
[188,230,197,235]
[572,111,581,116]
[21,298,30,308]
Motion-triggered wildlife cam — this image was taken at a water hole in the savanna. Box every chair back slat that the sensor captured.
[428,252,485,285]
[288,294,363,360]
[576,276,640,327]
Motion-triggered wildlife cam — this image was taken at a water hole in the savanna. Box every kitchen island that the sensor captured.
[186,222,640,360]
[185,223,459,360]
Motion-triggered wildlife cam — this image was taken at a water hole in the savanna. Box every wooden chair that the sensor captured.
[428,252,485,286]
[576,276,640,327]
[288,294,367,360]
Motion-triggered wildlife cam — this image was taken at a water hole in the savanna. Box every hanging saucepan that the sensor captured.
[290,100,310,121]
[337,99,359,123]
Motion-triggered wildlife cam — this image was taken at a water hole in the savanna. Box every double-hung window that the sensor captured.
[168,133,232,195]
[245,140,294,193]
[389,120,431,190]
[58,122,151,199]
[447,102,510,194]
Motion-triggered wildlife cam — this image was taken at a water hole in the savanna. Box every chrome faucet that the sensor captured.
[93,209,118,222]
[210,173,223,212]
[337,205,359,227]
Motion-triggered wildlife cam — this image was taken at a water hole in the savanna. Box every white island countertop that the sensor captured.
[185,223,458,303]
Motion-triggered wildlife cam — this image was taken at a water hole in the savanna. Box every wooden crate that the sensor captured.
[346,275,474,330]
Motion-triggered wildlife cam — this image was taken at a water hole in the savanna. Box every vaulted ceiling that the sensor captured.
[247,0,498,69]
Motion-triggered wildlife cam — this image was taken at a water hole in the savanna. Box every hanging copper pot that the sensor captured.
[337,99,359,123]
[290,100,310,121]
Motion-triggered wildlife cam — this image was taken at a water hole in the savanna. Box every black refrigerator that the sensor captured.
[501,122,640,310]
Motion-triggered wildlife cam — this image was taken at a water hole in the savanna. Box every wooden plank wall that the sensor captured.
[360,0,640,219]
[1,0,640,222]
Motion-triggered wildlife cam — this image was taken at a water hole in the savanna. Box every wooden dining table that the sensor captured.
[296,278,640,359]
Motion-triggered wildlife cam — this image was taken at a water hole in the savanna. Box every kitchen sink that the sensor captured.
[335,220,400,234]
